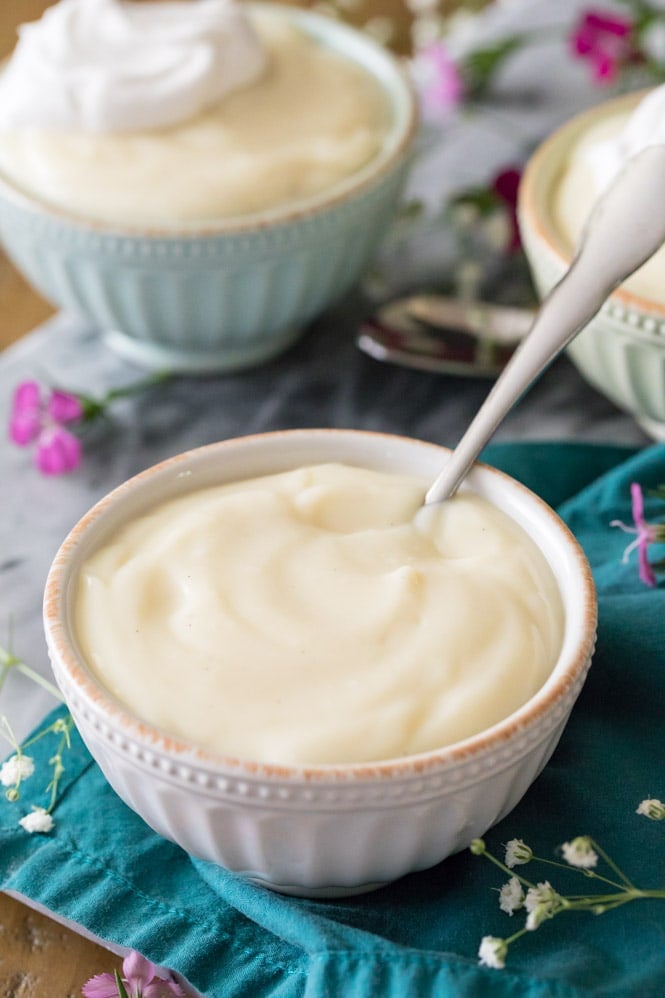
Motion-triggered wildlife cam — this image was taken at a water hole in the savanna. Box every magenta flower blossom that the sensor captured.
[82,950,185,998]
[413,42,465,119]
[10,380,83,475]
[611,482,665,587]
[570,9,635,85]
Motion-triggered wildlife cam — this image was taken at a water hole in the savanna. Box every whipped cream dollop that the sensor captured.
[0,10,390,224]
[555,85,665,303]
[579,85,665,193]
[0,0,267,132]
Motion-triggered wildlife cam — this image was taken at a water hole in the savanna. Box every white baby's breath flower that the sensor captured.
[0,754,35,787]
[498,876,524,915]
[561,836,598,869]
[19,806,54,834]
[478,935,508,969]
[636,798,665,820]
[524,881,561,931]
[504,838,533,868]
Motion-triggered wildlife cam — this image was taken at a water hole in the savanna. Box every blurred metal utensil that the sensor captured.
[405,294,535,344]
[358,296,534,378]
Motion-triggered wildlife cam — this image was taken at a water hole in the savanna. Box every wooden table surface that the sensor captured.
[0,5,128,996]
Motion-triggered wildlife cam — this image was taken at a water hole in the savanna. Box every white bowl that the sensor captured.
[43,430,596,897]
[518,90,665,439]
[0,6,417,374]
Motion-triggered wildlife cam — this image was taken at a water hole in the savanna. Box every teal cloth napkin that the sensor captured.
[2,441,665,998]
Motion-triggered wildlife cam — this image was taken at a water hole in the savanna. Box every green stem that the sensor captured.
[481,849,537,890]
[504,925,531,946]
[0,715,19,751]
[75,370,171,423]
[114,968,130,998]
[591,838,637,891]
[0,641,63,702]
[15,662,64,703]
[0,645,64,703]
[534,855,627,892]
[0,661,11,695]
[102,369,170,403]
[22,714,72,752]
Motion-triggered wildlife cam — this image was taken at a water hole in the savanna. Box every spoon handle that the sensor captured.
[425,144,665,504]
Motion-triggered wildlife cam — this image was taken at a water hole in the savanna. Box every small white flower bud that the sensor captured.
[561,836,598,869]
[524,881,561,930]
[504,838,532,868]
[498,876,525,915]
[478,935,508,969]
[19,806,54,835]
[637,798,665,820]
[0,754,35,787]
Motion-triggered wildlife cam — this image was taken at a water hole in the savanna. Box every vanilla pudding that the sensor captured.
[555,88,665,304]
[0,0,392,225]
[74,463,564,766]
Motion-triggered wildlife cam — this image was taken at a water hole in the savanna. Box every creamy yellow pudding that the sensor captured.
[0,2,391,225]
[555,88,665,305]
[75,463,564,765]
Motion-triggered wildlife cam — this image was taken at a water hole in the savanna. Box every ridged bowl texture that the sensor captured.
[44,430,597,896]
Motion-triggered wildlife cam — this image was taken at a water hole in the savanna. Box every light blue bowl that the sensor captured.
[0,7,417,373]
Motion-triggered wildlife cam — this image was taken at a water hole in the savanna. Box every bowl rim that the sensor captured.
[0,4,418,239]
[43,429,597,783]
[518,87,665,319]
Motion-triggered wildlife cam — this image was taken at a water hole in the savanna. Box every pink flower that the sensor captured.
[9,379,83,475]
[570,9,635,85]
[491,167,522,252]
[82,950,185,998]
[611,482,665,587]
[413,42,465,119]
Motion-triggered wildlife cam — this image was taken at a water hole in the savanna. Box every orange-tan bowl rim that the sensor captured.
[43,429,597,783]
[519,88,665,319]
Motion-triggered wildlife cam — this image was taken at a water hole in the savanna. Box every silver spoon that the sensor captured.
[425,144,665,504]
[357,297,533,377]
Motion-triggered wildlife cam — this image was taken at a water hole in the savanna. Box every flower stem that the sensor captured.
[0,640,19,695]
[15,662,64,703]
[75,370,170,422]
[0,715,19,751]
[0,639,64,702]
[480,849,537,889]
[533,855,628,892]
[114,968,130,998]
[591,838,637,891]
[22,714,72,752]
[102,369,170,403]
